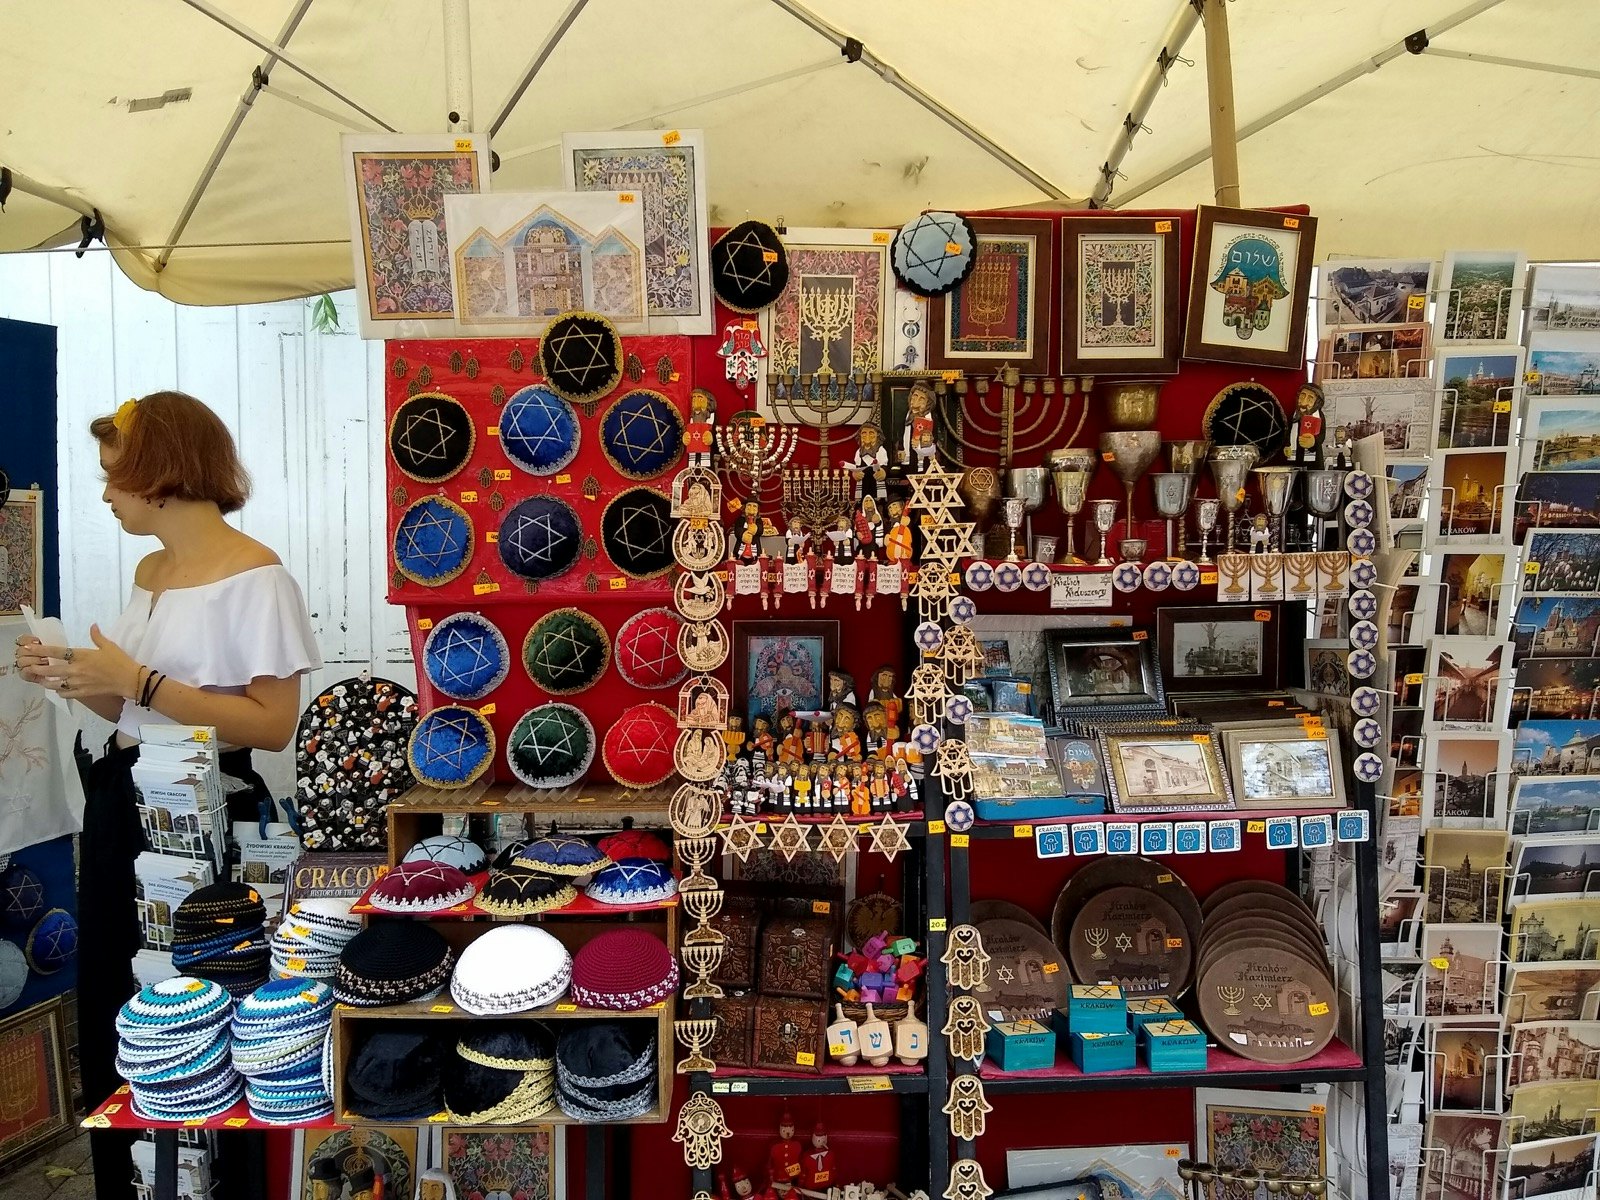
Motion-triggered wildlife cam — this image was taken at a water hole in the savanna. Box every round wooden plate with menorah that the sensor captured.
[970,918,1071,1022]
[1197,919,1333,983]
[1066,885,1193,998]
[1196,942,1338,1063]
[1050,856,1203,964]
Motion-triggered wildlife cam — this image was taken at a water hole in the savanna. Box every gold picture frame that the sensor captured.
[1099,726,1235,814]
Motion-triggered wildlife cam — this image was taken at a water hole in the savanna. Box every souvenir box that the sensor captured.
[973,794,1107,823]
[706,991,756,1069]
[1066,984,1128,1035]
[1141,1018,1208,1072]
[753,996,825,1074]
[1069,1029,1136,1074]
[758,916,833,999]
[1125,997,1182,1030]
[984,1018,1055,1072]
[709,906,760,990]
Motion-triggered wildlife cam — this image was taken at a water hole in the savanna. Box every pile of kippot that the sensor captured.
[115,978,242,1121]
[170,883,269,998]
[230,979,335,1123]
[270,897,361,982]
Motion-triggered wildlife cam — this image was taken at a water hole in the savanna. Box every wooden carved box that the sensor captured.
[758,916,833,999]
[753,996,825,1074]
[709,906,760,990]
[706,991,755,1069]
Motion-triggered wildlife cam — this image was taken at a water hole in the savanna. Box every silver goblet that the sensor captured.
[1209,445,1260,552]
[1090,499,1120,566]
[1254,466,1296,553]
[1051,469,1090,564]
[1002,497,1026,562]
[1164,440,1211,555]
[1194,498,1222,565]
[1304,467,1347,552]
[1099,431,1163,541]
[1150,473,1196,561]
[1007,466,1049,560]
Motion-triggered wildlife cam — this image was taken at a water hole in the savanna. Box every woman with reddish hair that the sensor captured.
[14,391,319,1199]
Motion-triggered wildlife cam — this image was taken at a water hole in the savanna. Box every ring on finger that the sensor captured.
[63,648,75,664]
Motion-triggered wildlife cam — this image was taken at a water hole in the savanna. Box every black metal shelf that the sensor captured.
[708,1069,930,1097]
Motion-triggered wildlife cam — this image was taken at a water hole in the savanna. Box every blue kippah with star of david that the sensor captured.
[599,390,683,480]
[892,210,977,297]
[498,495,583,581]
[408,705,496,789]
[394,496,474,586]
[423,612,511,702]
[26,908,77,975]
[0,864,44,929]
[500,385,580,476]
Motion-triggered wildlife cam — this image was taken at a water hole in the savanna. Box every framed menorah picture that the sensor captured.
[928,216,1056,376]
[1060,215,1182,375]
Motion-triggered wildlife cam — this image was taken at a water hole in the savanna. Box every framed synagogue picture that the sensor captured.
[928,216,1055,376]
[1060,215,1182,375]
[1183,206,1318,371]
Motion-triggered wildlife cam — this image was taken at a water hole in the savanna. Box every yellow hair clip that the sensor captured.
[112,398,138,432]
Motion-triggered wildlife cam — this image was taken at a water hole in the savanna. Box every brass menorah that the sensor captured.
[801,278,857,377]
[1085,928,1110,960]
[1219,985,1245,1016]
[767,370,876,472]
[937,368,1083,477]
[782,468,854,535]
[675,1018,719,1074]
[681,943,726,1000]
[716,416,797,505]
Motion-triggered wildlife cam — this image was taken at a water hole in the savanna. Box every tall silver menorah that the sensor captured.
[716,415,797,505]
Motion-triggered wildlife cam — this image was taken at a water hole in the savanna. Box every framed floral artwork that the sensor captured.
[1194,1086,1327,1200]
[1060,215,1181,375]
[759,228,892,412]
[434,1127,562,1200]
[1183,206,1318,371]
[928,216,1055,375]
[340,132,491,340]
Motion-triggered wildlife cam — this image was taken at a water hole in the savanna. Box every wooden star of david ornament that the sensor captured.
[921,522,976,567]
[943,1075,993,1141]
[944,1159,993,1200]
[719,814,764,862]
[768,814,812,861]
[868,816,912,863]
[907,465,963,522]
[816,815,859,864]
[942,995,991,1063]
[941,924,990,990]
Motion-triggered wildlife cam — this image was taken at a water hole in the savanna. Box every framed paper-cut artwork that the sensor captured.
[435,1127,563,1200]
[445,191,646,333]
[1183,206,1318,371]
[928,216,1055,375]
[732,620,838,729]
[0,998,70,1169]
[760,228,892,411]
[341,133,490,340]
[1060,216,1181,375]
[563,130,712,335]
[0,490,41,617]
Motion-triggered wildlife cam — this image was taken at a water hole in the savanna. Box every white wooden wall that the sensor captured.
[0,253,415,795]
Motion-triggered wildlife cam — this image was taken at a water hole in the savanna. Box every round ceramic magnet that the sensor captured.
[1022,562,1052,591]
[1347,648,1377,679]
[1347,527,1377,556]
[964,562,994,592]
[1353,752,1385,783]
[1350,557,1378,589]
[911,724,942,755]
[944,801,975,833]
[1354,717,1382,748]
[1344,499,1375,528]
[1349,620,1380,651]
[914,621,945,653]
[1142,560,1172,591]
[945,695,973,725]
[1351,686,1383,718]
[1112,563,1143,593]
[1345,470,1375,500]
[994,562,1023,592]
[1172,561,1200,591]
[948,595,978,624]
[1349,589,1378,621]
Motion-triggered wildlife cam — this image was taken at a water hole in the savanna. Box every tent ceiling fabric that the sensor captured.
[2,0,1595,306]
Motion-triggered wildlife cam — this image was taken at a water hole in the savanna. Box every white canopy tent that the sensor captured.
[2,0,1596,306]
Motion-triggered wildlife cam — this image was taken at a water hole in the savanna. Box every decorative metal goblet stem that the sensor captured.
[1090,500,1119,566]
[1151,472,1196,561]
[1195,498,1221,566]
[1052,468,1089,564]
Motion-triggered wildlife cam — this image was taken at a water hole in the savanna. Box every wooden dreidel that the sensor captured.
[894,1003,928,1066]
[827,1005,861,1066]
[858,1004,893,1067]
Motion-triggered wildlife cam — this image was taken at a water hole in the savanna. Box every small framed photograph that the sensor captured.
[1059,215,1181,375]
[1156,604,1281,694]
[1043,628,1165,719]
[1182,206,1318,370]
[1304,639,1351,696]
[1220,725,1345,811]
[731,620,839,727]
[434,1126,563,1200]
[1435,249,1528,344]
[928,216,1056,376]
[1099,727,1234,814]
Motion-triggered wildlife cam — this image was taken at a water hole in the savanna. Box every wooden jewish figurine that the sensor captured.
[1286,382,1327,467]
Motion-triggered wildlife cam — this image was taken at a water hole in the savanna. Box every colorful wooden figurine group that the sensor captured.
[727,491,914,611]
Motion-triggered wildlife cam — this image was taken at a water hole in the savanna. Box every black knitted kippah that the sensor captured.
[173,882,266,940]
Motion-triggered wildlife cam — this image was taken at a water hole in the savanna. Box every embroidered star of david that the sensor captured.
[432,626,496,692]
[503,394,572,465]
[505,509,575,564]
[399,505,465,568]
[418,712,485,771]
[624,622,676,678]
[901,212,969,280]
[613,501,671,560]
[396,408,463,468]
[3,876,41,920]
[612,400,678,464]
[544,324,615,394]
[533,626,603,685]
[615,715,672,760]
[601,861,663,894]
[36,921,73,961]
[519,711,586,766]
[719,227,780,294]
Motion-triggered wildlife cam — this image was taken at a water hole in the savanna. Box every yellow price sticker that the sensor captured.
[105,1104,123,1115]
[951,833,970,848]
[828,1043,850,1056]
[430,1004,455,1013]
[454,138,474,152]
[1267,700,1285,707]
[1405,672,1425,685]
[1493,400,1513,413]
[1430,957,1451,970]
[1190,733,1211,744]
[762,250,779,263]
[485,425,500,436]
[1310,1104,1326,1116]
[1154,220,1172,233]
[872,231,891,244]
[795,1051,816,1066]
[286,957,306,971]
[1525,561,1541,575]
[928,918,948,933]
[1408,293,1426,311]
[416,618,433,631]
[459,490,478,503]
[671,371,681,382]
[1308,1001,1330,1017]
[662,130,681,145]
[1200,571,1219,585]
[473,582,501,595]
[1283,216,1300,229]
[428,1112,450,1123]
[493,468,512,481]
[192,729,211,743]
[1158,873,1173,883]
[1246,821,1266,834]
[1131,629,1150,641]
[618,192,636,203]
[945,241,962,254]
[1253,608,1273,622]
[224,1117,250,1128]
[1042,961,1060,974]
[1014,824,1034,838]
[812,900,832,914]
[928,820,947,835]
[609,577,628,590]
[556,1003,579,1012]
[555,473,573,484]
[485,530,498,543]
[941,370,961,382]
[184,1118,206,1128]
[478,703,496,716]
[1166,937,1184,949]
[1166,1148,1183,1158]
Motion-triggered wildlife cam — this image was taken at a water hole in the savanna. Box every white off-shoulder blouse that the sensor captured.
[102,564,323,742]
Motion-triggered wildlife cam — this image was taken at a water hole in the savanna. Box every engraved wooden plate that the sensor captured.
[1197,928,1333,986]
[1200,878,1307,918]
[1200,912,1330,972]
[1051,856,1203,964]
[1067,886,1192,998]
[971,900,1049,937]
[970,919,1071,1022]
[1196,943,1338,1063]
[1204,892,1326,949]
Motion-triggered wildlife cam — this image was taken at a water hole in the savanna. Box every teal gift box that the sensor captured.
[984,1019,1055,1072]
[1126,997,1182,1031]
[1066,984,1127,1034]
[1141,1019,1208,1072]
[1069,1029,1136,1073]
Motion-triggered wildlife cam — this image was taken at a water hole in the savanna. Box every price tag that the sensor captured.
[1408,293,1426,312]
[1154,220,1172,233]
[454,138,474,152]
[828,1042,850,1056]
[192,729,211,743]
[941,370,961,382]
[478,703,496,716]
[485,530,498,543]
[1190,733,1211,744]
[671,371,681,382]
[1131,629,1150,641]
[1493,399,1513,413]
[928,917,948,933]
[1405,672,1425,685]
[104,1104,122,1115]
[1430,957,1452,970]
[494,468,512,481]
[1283,216,1300,229]
[184,1118,206,1127]
[83,1116,111,1129]
[1253,609,1273,622]
[1102,451,1115,463]
[416,618,433,630]
[1246,821,1266,834]
[556,472,573,484]
[460,490,478,503]
[428,1112,450,1123]
[1526,561,1541,575]
[1166,1148,1183,1158]
[556,1003,578,1012]
[286,957,306,971]
[618,192,636,203]
[1310,1104,1326,1116]
[762,250,779,263]
[1200,571,1219,585]
[1267,699,1285,707]
[1042,961,1060,974]
[848,1075,893,1092]
[430,1003,454,1013]
[872,230,891,244]
[1014,824,1034,838]
[951,833,970,848]
[1166,937,1184,949]
[609,577,628,590]
[473,581,501,595]
[812,900,832,914]
[662,130,681,145]
[945,241,962,254]
[795,1051,816,1066]
[928,820,946,835]
[1303,723,1325,738]
[224,1117,250,1128]
[485,425,499,436]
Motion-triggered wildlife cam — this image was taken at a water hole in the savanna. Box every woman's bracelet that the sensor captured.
[146,673,167,707]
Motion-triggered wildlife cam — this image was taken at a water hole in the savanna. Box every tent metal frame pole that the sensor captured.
[155,0,316,271]
[1111,0,1508,209]
[766,0,1070,201]
[442,0,473,130]
[1200,0,1241,208]
[174,0,399,133]
[1423,46,1600,81]
[488,0,591,139]
[1088,0,1201,208]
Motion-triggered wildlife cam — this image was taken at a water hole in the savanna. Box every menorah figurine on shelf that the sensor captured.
[716,415,798,505]
[782,467,854,535]
[675,1018,719,1074]
[937,368,1086,478]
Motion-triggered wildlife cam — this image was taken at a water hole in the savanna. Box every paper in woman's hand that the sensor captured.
[21,605,70,713]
